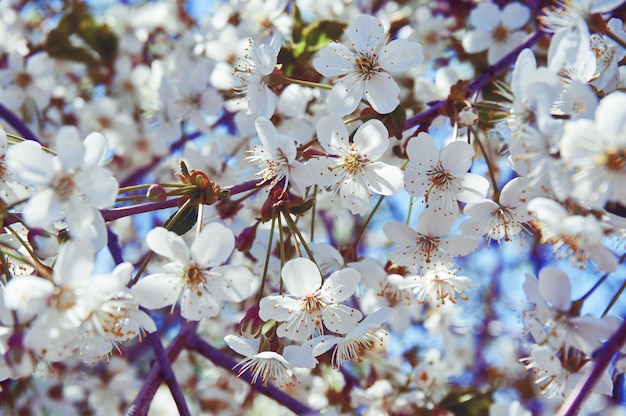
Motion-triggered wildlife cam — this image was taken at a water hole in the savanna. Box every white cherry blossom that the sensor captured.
[313,14,423,115]
[235,35,282,118]
[398,267,475,306]
[559,91,626,209]
[462,2,531,65]
[384,211,479,274]
[308,115,404,216]
[404,132,489,216]
[259,257,362,342]
[246,116,313,196]
[131,223,255,321]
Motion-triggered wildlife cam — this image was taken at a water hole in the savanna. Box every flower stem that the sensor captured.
[5,225,52,280]
[281,209,315,263]
[605,27,626,50]
[281,75,332,90]
[471,126,500,200]
[352,194,385,251]
[257,216,276,302]
[278,213,285,294]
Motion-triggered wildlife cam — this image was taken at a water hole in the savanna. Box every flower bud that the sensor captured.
[28,228,59,259]
[239,305,264,338]
[236,222,259,253]
[146,184,167,202]
[456,106,478,127]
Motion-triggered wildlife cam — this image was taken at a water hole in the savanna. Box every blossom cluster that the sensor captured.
[0,0,625,415]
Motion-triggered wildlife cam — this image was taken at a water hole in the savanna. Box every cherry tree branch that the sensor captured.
[557,319,626,416]
[149,332,192,416]
[0,102,41,143]
[186,334,319,416]
[126,321,199,416]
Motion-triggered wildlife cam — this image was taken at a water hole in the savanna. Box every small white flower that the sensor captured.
[225,335,319,387]
[312,307,392,369]
[398,267,475,306]
[559,91,626,209]
[308,115,404,216]
[235,35,282,118]
[131,223,255,321]
[528,197,618,272]
[313,14,423,115]
[246,116,313,196]
[462,2,531,65]
[259,258,362,342]
[460,177,534,246]
[404,132,489,216]
[384,211,479,274]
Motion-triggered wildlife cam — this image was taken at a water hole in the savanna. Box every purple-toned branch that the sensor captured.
[186,334,319,416]
[0,102,41,143]
[106,226,124,265]
[102,199,179,222]
[148,332,192,416]
[404,29,544,130]
[557,319,626,416]
[224,179,264,196]
[126,321,199,416]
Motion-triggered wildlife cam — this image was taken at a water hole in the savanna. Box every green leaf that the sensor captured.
[164,204,198,236]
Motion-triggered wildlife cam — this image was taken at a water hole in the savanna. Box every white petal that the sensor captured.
[383,221,417,245]
[6,140,55,186]
[146,227,190,265]
[180,287,220,320]
[191,222,235,267]
[327,76,364,116]
[131,273,181,310]
[406,132,439,170]
[282,258,322,296]
[469,2,501,28]
[54,126,85,171]
[365,73,400,114]
[501,3,530,30]
[4,275,54,321]
[353,119,388,161]
[455,173,490,203]
[378,39,423,72]
[83,132,108,166]
[348,15,385,55]
[22,189,64,228]
[440,141,473,175]
[462,29,493,54]
[225,335,258,357]
[321,304,362,334]
[595,92,626,138]
[320,268,360,302]
[210,265,254,302]
[364,162,404,195]
[254,117,278,149]
[339,176,371,215]
[259,295,296,322]
[441,235,479,256]
[538,267,571,311]
[316,115,350,154]
[313,43,355,77]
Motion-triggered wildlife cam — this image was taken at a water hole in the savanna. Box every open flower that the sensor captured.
[462,2,531,65]
[313,14,423,115]
[131,223,255,321]
[308,115,404,216]
[404,132,489,216]
[246,116,313,196]
[259,258,362,342]
[399,267,475,306]
[384,211,479,274]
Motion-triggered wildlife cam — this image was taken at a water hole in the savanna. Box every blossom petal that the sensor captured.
[191,222,235,267]
[54,126,85,171]
[254,116,279,148]
[462,29,493,54]
[378,39,423,72]
[316,115,350,153]
[364,162,404,195]
[501,2,530,30]
[455,173,490,203]
[348,15,385,55]
[538,267,571,311]
[365,73,400,114]
[313,43,355,77]
[339,175,371,215]
[131,273,181,310]
[327,76,363,116]
[383,221,417,245]
[259,295,298,322]
[353,119,388,160]
[147,227,190,265]
[320,268,360,302]
[282,258,322,296]
[321,304,362,334]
